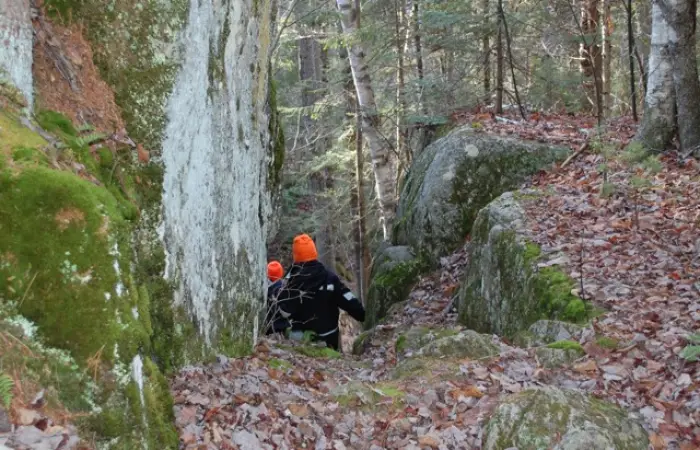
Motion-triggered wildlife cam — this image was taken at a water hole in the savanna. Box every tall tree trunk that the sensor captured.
[298,0,334,267]
[636,0,676,150]
[395,0,409,175]
[601,0,612,116]
[495,7,504,113]
[337,0,397,241]
[482,0,491,102]
[667,0,700,153]
[579,0,603,120]
[626,0,638,121]
[413,0,425,113]
[340,32,371,302]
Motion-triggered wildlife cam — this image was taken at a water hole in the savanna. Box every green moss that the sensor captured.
[546,340,584,352]
[0,112,48,156]
[268,358,292,370]
[366,255,430,329]
[395,335,407,353]
[293,345,342,359]
[596,336,619,349]
[36,110,77,136]
[12,146,49,165]
[352,330,373,355]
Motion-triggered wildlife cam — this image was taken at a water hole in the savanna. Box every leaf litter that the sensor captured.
[172,113,699,450]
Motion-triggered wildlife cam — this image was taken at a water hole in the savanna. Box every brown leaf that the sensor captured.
[288,403,310,418]
[418,435,441,449]
[573,359,598,373]
[649,432,666,450]
[449,385,484,399]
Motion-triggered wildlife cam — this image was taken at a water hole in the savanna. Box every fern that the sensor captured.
[0,373,14,408]
[74,132,107,147]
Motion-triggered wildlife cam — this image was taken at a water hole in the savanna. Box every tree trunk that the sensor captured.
[413,0,425,113]
[298,0,334,267]
[495,6,504,113]
[635,0,676,151]
[601,0,612,116]
[482,0,491,102]
[667,0,700,153]
[579,0,603,119]
[626,0,638,121]
[395,0,409,172]
[337,0,397,241]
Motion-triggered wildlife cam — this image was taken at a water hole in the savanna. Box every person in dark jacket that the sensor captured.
[277,234,365,350]
[264,260,290,335]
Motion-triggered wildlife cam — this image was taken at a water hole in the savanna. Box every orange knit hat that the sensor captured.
[267,261,284,282]
[292,234,318,263]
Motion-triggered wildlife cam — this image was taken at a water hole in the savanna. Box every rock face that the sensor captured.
[0,0,33,107]
[161,0,277,346]
[484,387,649,450]
[458,193,588,338]
[365,245,422,329]
[0,0,280,447]
[516,320,585,347]
[415,330,499,359]
[393,127,566,260]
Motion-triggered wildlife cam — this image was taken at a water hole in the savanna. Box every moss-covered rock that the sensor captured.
[393,127,568,260]
[0,112,178,447]
[458,193,593,338]
[415,330,500,359]
[484,387,649,450]
[365,245,428,329]
[536,341,585,369]
[395,326,459,355]
[514,320,585,348]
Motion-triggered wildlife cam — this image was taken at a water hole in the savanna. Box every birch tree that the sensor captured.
[636,0,700,156]
[336,0,397,241]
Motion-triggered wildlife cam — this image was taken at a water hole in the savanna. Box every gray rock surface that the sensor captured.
[484,387,649,450]
[394,127,566,260]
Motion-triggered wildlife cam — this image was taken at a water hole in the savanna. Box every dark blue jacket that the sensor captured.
[265,280,290,334]
[276,260,365,337]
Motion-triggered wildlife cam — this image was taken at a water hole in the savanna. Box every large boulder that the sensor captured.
[393,127,567,260]
[365,245,426,329]
[458,193,590,338]
[415,330,500,359]
[484,387,649,450]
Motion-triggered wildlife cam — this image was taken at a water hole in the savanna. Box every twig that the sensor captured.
[561,142,590,169]
[18,272,38,308]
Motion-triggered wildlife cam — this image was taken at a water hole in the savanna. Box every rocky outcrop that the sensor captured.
[484,387,649,450]
[458,193,589,338]
[416,330,500,359]
[515,320,585,347]
[393,127,566,260]
[0,0,33,107]
[0,0,281,447]
[364,245,424,329]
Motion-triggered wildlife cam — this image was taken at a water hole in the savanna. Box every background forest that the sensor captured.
[269,0,697,301]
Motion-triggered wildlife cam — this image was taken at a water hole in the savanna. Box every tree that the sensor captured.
[336,0,397,241]
[636,0,700,155]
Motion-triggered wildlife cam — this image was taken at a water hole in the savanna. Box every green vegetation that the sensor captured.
[596,336,619,350]
[546,340,584,352]
[0,111,179,447]
[268,358,292,370]
[679,333,700,362]
[0,373,12,408]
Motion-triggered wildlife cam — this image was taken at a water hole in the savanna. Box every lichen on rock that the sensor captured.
[483,387,649,450]
[458,193,592,338]
[393,127,568,261]
[415,330,500,359]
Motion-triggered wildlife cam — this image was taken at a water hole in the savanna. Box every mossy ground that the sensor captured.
[0,111,178,447]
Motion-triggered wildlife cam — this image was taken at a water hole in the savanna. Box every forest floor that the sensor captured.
[171,113,700,450]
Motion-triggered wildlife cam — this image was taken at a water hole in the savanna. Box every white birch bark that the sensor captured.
[635,0,676,151]
[336,0,397,240]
